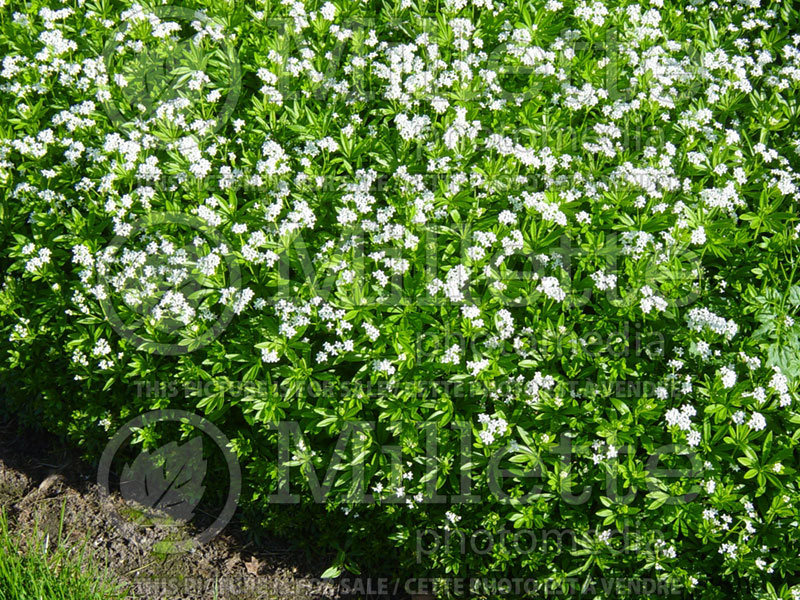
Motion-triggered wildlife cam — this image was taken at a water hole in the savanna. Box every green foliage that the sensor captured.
[1,0,800,597]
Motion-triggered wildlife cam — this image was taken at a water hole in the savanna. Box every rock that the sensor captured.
[38,473,66,496]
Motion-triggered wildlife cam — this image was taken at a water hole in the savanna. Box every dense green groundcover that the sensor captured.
[2,0,800,597]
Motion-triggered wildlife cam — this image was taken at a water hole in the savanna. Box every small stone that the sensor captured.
[38,473,65,495]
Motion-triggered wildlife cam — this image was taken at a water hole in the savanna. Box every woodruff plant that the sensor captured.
[1,0,800,597]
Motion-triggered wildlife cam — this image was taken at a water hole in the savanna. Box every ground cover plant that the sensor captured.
[1,0,800,597]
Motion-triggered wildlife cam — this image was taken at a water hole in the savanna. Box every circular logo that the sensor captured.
[101,4,241,136]
[97,211,240,356]
[97,410,241,554]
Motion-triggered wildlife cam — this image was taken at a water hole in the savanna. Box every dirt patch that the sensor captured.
[0,418,355,600]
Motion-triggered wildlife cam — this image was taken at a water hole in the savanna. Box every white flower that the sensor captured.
[92,338,111,357]
[575,1,609,26]
[665,408,682,427]
[769,367,792,407]
[538,277,565,302]
[24,247,52,272]
[374,359,396,376]
[498,210,517,225]
[590,269,617,291]
[495,309,514,340]
[467,358,489,376]
[232,288,254,314]
[665,405,694,431]
[443,106,481,150]
[444,265,470,302]
[373,270,389,287]
[686,307,738,339]
[477,414,508,444]
[461,305,481,320]
[441,343,461,365]
[395,113,431,141]
[718,366,737,389]
[261,348,279,363]
[364,322,380,342]
[445,511,461,524]
[691,226,707,245]
[320,1,336,20]
[640,286,667,314]
[748,412,767,432]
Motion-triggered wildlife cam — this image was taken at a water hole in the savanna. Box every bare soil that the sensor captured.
[0,417,350,600]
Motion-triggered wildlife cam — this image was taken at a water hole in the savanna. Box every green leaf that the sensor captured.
[320,565,342,579]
